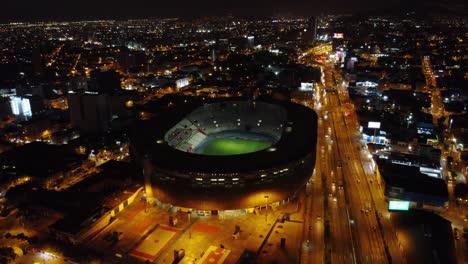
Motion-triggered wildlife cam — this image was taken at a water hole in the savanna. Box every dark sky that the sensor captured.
[1,0,465,22]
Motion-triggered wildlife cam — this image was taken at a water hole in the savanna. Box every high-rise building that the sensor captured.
[309,17,317,42]
[31,47,43,76]
[89,70,121,94]
[303,17,317,46]
[9,95,45,121]
[68,92,110,135]
[68,91,130,135]
[119,49,136,73]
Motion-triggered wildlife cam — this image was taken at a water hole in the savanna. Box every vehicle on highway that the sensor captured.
[454,228,460,240]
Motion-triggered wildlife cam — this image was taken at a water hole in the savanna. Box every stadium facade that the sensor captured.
[131,98,317,211]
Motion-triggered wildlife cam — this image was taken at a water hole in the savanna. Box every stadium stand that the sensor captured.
[165,101,287,154]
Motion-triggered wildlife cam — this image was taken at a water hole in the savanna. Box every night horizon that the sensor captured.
[1,0,466,22]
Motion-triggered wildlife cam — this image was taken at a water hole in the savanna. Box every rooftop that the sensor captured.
[379,162,448,198]
[13,160,140,235]
[0,141,85,178]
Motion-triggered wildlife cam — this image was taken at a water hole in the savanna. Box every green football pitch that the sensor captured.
[202,138,271,155]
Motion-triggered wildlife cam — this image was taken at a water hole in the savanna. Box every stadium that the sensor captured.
[131,98,317,212]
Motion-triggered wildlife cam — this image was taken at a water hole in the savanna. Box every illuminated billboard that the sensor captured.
[368,121,381,129]
[333,33,344,39]
[299,82,315,91]
[176,77,190,89]
[356,81,378,87]
[388,201,410,211]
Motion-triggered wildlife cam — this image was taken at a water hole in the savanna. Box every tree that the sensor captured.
[454,184,468,200]
[0,247,16,263]
[446,156,453,170]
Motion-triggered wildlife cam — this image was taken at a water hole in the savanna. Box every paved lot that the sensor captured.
[129,225,179,262]
[86,198,304,263]
[197,246,231,264]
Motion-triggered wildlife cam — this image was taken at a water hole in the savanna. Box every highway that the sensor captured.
[332,66,406,264]
[300,60,407,264]
[318,72,356,264]
[332,106,388,263]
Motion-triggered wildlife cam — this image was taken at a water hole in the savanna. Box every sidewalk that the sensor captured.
[255,199,304,264]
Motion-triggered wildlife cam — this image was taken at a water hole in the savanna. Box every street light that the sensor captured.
[264,195,269,223]
[142,192,147,213]
[187,210,192,239]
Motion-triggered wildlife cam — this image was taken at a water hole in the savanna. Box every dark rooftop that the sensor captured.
[12,161,140,235]
[379,162,448,198]
[0,141,85,178]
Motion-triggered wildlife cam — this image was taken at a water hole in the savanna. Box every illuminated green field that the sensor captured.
[202,138,271,155]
